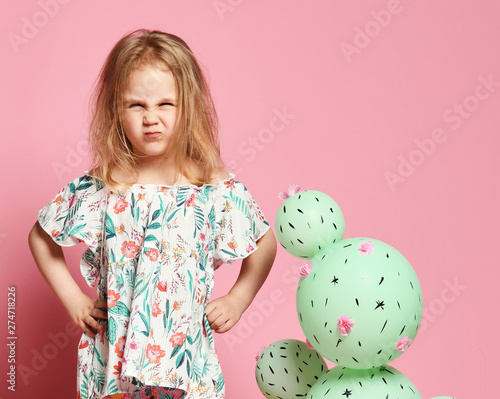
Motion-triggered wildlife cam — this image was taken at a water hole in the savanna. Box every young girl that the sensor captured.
[28,29,276,399]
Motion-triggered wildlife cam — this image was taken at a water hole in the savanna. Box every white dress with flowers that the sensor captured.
[38,172,269,399]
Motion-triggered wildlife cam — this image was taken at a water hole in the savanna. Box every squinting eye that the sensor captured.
[160,103,174,107]
[130,104,143,108]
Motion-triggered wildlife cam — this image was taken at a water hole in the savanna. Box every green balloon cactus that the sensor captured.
[297,238,422,368]
[275,190,345,259]
[255,187,454,398]
[255,339,327,399]
[306,365,422,399]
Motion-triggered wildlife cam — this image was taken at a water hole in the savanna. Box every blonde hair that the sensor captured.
[88,29,223,188]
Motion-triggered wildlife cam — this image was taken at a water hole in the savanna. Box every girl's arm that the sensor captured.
[28,221,107,338]
[206,229,277,333]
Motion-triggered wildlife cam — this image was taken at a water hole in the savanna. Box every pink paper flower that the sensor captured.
[255,346,265,361]
[395,337,412,352]
[358,241,374,256]
[278,184,301,200]
[337,315,354,336]
[299,262,312,278]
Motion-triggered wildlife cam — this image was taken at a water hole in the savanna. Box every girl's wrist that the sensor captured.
[227,289,253,313]
[58,283,85,311]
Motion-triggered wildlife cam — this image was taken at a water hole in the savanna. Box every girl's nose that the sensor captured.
[143,111,158,125]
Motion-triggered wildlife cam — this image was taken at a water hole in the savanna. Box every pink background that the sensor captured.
[1,0,499,398]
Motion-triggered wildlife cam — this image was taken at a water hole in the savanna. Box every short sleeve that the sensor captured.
[37,174,106,287]
[213,179,270,268]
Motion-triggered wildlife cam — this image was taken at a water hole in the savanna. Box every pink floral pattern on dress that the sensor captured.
[114,198,129,214]
[38,173,269,399]
[185,194,196,207]
[145,248,159,261]
[152,302,162,317]
[169,332,187,347]
[121,241,140,258]
[146,344,166,364]
[115,336,127,358]
[157,281,167,292]
[108,290,120,308]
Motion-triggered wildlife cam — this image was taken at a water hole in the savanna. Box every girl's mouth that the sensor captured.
[144,131,161,138]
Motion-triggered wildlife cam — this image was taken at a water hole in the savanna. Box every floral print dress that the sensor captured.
[38,172,269,399]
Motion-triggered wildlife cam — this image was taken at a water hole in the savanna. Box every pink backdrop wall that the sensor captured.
[2,1,499,397]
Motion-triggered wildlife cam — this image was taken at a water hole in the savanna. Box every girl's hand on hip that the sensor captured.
[64,291,108,338]
[205,293,247,334]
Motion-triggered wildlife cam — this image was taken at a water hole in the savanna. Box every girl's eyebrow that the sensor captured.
[123,97,176,104]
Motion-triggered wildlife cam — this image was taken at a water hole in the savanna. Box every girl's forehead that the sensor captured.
[130,60,172,77]
[124,65,176,93]
[128,65,171,80]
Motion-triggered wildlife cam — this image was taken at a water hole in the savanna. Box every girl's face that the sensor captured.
[121,64,178,163]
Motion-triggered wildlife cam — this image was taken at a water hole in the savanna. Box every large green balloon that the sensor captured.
[306,365,422,398]
[255,339,327,399]
[296,238,422,368]
[275,190,345,259]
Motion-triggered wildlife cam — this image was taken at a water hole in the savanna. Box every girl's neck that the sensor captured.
[114,156,193,186]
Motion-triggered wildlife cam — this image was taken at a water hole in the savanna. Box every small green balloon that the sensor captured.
[306,365,422,398]
[275,190,345,260]
[255,339,327,399]
[297,238,423,368]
